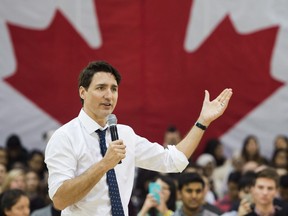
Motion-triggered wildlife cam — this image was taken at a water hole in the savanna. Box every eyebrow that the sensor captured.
[95,83,118,87]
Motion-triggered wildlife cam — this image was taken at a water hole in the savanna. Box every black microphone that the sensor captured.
[107,114,119,141]
[107,114,121,163]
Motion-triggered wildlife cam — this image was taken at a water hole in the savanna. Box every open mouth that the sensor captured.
[102,103,112,107]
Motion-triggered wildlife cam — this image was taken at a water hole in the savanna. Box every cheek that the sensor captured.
[164,191,171,200]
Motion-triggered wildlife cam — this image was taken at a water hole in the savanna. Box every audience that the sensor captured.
[0,132,287,216]
[237,167,288,216]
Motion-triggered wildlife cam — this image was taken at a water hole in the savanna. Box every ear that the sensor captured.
[4,209,10,215]
[79,86,86,100]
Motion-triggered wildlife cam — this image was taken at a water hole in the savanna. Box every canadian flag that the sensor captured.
[1,0,287,160]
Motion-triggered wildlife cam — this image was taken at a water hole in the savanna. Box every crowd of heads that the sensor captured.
[133,130,288,216]
[1,129,288,216]
[0,133,59,216]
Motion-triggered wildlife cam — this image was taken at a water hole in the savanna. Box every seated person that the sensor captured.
[174,172,222,216]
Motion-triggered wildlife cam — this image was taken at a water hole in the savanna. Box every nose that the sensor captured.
[104,89,113,99]
[191,191,197,199]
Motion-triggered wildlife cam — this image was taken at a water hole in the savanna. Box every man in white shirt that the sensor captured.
[45,61,233,216]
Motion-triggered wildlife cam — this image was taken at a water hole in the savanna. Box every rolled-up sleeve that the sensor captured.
[132,128,189,173]
[166,145,189,172]
[45,130,77,199]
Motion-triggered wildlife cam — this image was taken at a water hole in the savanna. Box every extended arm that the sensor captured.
[176,88,233,158]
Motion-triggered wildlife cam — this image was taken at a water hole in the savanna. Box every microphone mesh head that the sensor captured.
[107,114,117,125]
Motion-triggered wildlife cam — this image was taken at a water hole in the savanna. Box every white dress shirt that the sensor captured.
[45,109,189,216]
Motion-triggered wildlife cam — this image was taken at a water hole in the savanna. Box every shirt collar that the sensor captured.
[78,109,108,134]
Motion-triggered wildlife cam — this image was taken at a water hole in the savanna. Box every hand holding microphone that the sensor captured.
[107,114,125,164]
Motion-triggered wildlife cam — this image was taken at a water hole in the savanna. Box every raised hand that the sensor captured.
[198,88,233,126]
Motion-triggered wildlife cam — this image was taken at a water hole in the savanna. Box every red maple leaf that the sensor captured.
[5,1,282,159]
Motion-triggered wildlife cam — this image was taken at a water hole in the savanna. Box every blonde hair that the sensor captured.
[1,168,26,192]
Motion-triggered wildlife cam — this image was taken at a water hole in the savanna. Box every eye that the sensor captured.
[96,86,104,90]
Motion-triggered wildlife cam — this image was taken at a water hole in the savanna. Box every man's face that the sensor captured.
[180,182,205,212]
[79,72,118,125]
[251,177,277,206]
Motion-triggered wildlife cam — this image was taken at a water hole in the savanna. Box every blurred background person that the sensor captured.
[273,135,288,151]
[1,168,26,192]
[0,162,7,193]
[270,149,288,176]
[278,174,288,205]
[203,138,226,167]
[0,189,30,216]
[0,147,8,168]
[5,134,28,171]
[138,175,176,216]
[237,167,288,216]
[27,150,47,182]
[214,171,241,212]
[240,135,268,166]
[174,172,222,216]
[163,125,181,148]
[195,153,218,203]
[213,151,245,199]
[25,169,46,213]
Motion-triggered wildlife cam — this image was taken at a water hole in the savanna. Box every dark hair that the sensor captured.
[204,138,226,166]
[228,171,242,184]
[0,189,28,215]
[6,134,23,149]
[274,135,288,150]
[157,175,176,211]
[148,175,177,216]
[279,174,288,188]
[238,171,256,191]
[78,61,121,105]
[271,148,288,169]
[27,149,47,180]
[166,125,178,133]
[177,172,205,190]
[241,135,263,163]
[253,167,279,187]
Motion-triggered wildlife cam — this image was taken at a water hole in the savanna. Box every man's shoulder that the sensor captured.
[53,117,80,134]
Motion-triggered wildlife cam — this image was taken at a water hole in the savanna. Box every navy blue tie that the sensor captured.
[96,129,125,216]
